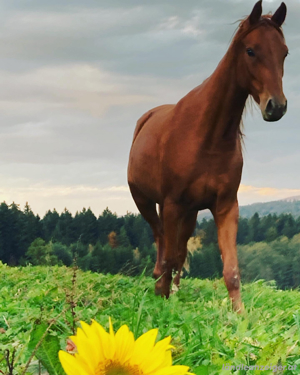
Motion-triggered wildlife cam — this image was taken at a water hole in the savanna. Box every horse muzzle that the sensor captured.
[262,98,287,122]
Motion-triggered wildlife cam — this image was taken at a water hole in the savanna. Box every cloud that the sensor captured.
[0,0,299,216]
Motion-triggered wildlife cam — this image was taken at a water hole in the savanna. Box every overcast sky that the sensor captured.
[0,0,300,217]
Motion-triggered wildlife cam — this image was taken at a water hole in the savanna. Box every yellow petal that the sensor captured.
[131,329,158,365]
[80,321,105,363]
[114,325,135,363]
[141,338,174,374]
[93,319,116,360]
[154,337,172,352]
[59,351,91,375]
[158,350,172,369]
[75,327,98,372]
[109,317,114,336]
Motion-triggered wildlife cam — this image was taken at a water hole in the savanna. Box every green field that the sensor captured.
[1,262,300,375]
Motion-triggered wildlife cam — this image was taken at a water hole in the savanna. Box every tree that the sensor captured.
[198,218,218,245]
[90,242,105,272]
[26,238,58,266]
[98,208,120,244]
[0,203,25,265]
[118,226,131,248]
[22,202,42,253]
[42,209,60,242]
[282,215,296,238]
[80,208,98,245]
[52,242,73,266]
[108,231,118,248]
[237,217,249,244]
[247,213,263,242]
[265,226,278,242]
[55,208,75,245]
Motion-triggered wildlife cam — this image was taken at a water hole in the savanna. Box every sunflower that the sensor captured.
[59,318,193,375]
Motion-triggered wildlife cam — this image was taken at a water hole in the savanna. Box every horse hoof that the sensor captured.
[171,283,179,294]
[234,302,245,314]
[154,285,162,296]
[154,284,170,299]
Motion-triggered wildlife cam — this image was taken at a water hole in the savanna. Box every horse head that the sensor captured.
[235,1,288,122]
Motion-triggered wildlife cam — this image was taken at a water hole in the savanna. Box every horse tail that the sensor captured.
[132,110,153,144]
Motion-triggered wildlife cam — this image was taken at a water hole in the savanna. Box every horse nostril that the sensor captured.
[263,98,287,121]
[266,99,275,115]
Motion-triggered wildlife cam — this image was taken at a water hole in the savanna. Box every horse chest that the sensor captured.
[166,151,243,208]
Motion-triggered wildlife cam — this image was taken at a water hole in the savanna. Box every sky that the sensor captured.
[0,0,300,217]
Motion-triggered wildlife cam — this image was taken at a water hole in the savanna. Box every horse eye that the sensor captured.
[246,48,255,57]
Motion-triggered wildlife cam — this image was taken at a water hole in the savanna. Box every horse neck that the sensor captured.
[186,46,248,145]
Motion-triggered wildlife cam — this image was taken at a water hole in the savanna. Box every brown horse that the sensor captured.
[128,0,288,311]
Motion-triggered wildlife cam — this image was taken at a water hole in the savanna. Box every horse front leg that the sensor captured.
[155,201,185,298]
[173,210,198,290]
[213,200,243,313]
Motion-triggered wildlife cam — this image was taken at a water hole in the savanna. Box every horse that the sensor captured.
[127,0,288,312]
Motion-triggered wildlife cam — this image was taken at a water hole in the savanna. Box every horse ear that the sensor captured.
[249,0,262,25]
[271,2,287,27]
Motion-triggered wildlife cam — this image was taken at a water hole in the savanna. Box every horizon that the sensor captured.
[2,190,300,218]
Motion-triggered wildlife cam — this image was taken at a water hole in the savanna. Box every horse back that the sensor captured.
[132,104,175,145]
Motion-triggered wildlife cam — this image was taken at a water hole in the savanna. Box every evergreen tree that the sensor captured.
[42,209,60,242]
[237,217,249,244]
[265,226,278,242]
[0,202,10,263]
[282,215,296,238]
[117,226,131,247]
[123,213,138,247]
[247,213,263,242]
[138,227,153,255]
[2,203,25,265]
[80,208,98,244]
[90,242,105,272]
[199,218,218,245]
[22,202,42,253]
[57,209,74,245]
[98,208,120,244]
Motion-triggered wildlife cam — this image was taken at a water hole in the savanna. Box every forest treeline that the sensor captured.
[1,201,300,289]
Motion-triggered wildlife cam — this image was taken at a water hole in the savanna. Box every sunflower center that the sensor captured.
[96,360,142,375]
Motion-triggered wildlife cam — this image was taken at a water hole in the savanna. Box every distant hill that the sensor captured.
[198,195,300,220]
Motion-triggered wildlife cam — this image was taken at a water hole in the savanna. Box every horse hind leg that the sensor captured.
[154,203,164,280]
[128,185,164,281]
